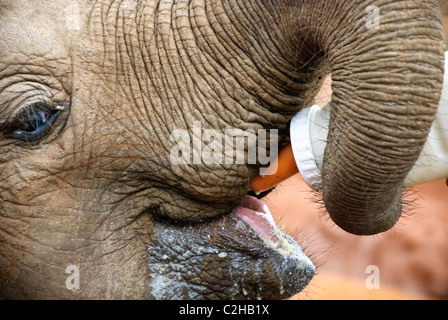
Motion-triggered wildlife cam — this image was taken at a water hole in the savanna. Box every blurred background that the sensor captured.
[265,74,448,300]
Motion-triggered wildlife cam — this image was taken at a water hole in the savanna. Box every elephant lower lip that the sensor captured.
[233,195,280,246]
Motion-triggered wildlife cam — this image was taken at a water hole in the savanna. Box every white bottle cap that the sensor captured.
[290,104,329,190]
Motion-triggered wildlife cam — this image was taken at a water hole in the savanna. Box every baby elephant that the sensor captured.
[0,0,444,299]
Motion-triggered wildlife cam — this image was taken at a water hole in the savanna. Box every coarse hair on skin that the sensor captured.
[262,186,333,299]
[306,183,421,242]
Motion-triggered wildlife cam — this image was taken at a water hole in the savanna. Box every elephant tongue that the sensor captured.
[234,196,280,246]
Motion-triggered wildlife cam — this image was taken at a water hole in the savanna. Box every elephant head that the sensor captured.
[0,0,444,299]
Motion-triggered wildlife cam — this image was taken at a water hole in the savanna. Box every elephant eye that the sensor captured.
[4,102,67,144]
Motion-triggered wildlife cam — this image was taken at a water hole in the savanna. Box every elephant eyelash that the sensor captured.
[4,102,67,144]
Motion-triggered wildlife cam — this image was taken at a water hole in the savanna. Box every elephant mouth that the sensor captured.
[233,195,281,247]
[149,194,315,299]
[232,195,314,263]
[229,195,316,297]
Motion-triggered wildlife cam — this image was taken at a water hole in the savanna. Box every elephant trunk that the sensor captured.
[319,1,445,235]
[167,0,445,235]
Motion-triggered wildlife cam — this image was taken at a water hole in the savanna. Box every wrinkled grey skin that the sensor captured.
[0,0,444,299]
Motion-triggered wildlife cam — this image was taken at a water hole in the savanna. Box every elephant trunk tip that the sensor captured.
[322,185,403,236]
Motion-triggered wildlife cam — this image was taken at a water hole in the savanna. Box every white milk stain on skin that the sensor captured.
[254,204,311,258]
[147,204,315,299]
[148,225,226,300]
[248,204,315,296]
[148,246,243,299]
